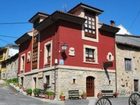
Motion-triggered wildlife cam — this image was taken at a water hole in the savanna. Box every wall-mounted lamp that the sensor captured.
[61,43,68,52]
[60,43,68,60]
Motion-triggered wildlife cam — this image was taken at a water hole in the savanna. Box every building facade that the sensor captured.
[16,3,119,99]
[0,44,19,79]
[116,35,140,97]
[6,53,18,79]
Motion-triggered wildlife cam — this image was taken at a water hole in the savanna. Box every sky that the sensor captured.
[0,0,140,47]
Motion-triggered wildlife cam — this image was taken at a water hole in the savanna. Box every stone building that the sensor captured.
[5,53,18,79]
[0,44,18,79]
[116,34,140,96]
[15,3,119,99]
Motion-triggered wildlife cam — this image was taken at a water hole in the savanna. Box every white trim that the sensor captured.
[44,40,53,67]
[82,15,99,42]
[57,65,115,73]
[37,34,40,69]
[83,45,98,64]
[20,53,25,72]
[18,64,115,76]
[27,51,31,62]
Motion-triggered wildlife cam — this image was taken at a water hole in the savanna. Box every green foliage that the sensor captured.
[6,78,18,84]
[26,88,32,95]
[33,88,41,96]
[45,91,54,96]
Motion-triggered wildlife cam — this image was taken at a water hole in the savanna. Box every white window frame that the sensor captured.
[82,15,99,42]
[27,51,31,62]
[20,54,25,72]
[44,40,52,67]
[83,45,98,64]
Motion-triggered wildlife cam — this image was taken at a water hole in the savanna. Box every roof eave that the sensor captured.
[68,3,103,15]
[99,24,120,34]
[15,33,32,44]
[117,42,140,48]
[36,11,86,31]
[29,12,49,23]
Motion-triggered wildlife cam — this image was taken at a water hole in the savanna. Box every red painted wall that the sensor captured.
[18,39,32,73]
[39,23,59,69]
[18,20,116,74]
[58,21,116,70]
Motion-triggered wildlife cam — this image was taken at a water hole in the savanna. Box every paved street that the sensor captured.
[0,82,134,105]
[0,84,60,105]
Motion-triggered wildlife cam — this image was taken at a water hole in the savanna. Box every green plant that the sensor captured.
[6,78,18,84]
[48,91,54,96]
[60,92,65,101]
[60,92,64,96]
[26,88,32,95]
[33,88,41,97]
[45,90,49,95]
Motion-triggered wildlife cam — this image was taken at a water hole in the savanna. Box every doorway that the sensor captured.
[134,79,139,92]
[86,76,95,97]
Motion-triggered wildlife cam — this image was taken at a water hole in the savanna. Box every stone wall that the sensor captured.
[19,67,116,99]
[57,68,116,99]
[116,44,140,96]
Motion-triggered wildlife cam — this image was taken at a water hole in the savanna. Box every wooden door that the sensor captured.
[86,76,95,97]
[134,79,139,92]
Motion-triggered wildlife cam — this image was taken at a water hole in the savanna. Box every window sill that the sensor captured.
[83,61,99,64]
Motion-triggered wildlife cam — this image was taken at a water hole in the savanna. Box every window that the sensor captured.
[27,51,31,62]
[20,54,25,71]
[125,58,132,71]
[44,41,52,67]
[45,75,50,85]
[84,13,96,38]
[85,48,95,62]
[84,45,98,63]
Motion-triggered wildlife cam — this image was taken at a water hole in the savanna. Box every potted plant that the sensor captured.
[49,91,55,100]
[45,90,49,99]
[60,92,65,101]
[33,88,41,97]
[81,91,87,99]
[26,88,32,96]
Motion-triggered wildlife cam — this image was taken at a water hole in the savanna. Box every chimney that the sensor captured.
[110,20,115,26]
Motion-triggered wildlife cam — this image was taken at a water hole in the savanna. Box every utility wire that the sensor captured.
[0,34,18,38]
[0,22,29,25]
[129,10,140,29]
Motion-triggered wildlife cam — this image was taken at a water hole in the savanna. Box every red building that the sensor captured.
[15,3,119,99]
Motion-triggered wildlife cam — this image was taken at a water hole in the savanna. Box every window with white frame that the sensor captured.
[125,58,132,71]
[20,54,25,71]
[27,51,31,62]
[84,45,98,63]
[84,13,96,38]
[44,41,52,66]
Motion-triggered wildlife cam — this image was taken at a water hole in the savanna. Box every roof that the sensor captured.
[117,25,132,35]
[15,31,32,44]
[29,12,49,23]
[68,3,103,15]
[99,24,120,35]
[36,11,86,31]
[116,34,140,48]
[5,53,18,63]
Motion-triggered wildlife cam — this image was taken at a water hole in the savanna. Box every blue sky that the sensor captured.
[0,0,140,46]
